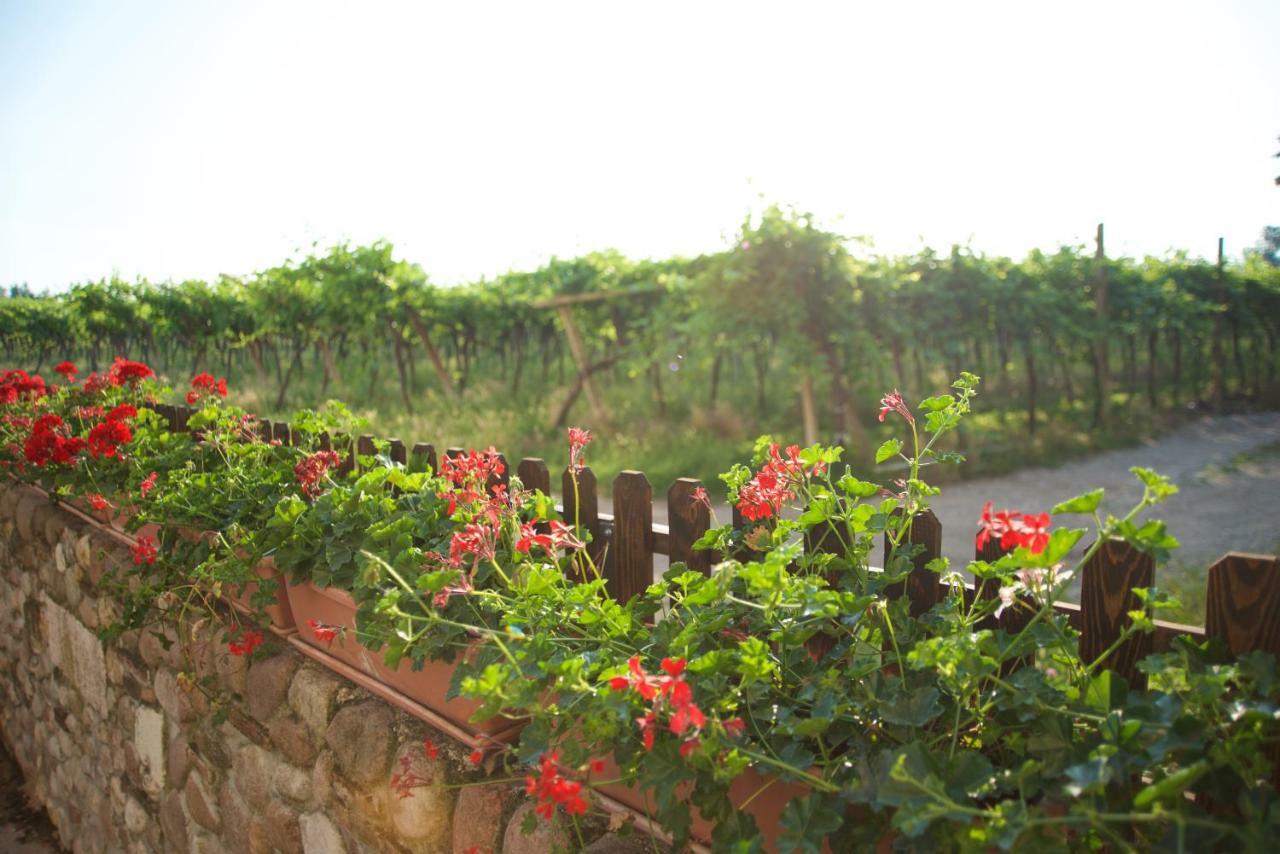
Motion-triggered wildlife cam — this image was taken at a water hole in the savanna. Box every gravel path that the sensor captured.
[926,412,1280,594]
[658,412,1280,618]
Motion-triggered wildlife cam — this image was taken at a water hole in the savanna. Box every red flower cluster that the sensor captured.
[568,427,592,472]
[0,369,49,404]
[88,494,111,511]
[295,451,342,498]
[131,536,158,566]
[227,628,264,657]
[878,389,914,424]
[305,618,342,645]
[736,443,823,522]
[448,518,499,567]
[515,520,585,556]
[975,502,1052,554]
[525,752,588,819]
[185,372,228,405]
[88,418,132,458]
[140,471,158,498]
[24,414,87,466]
[611,656,705,755]
[106,357,154,387]
[54,361,77,382]
[438,448,505,514]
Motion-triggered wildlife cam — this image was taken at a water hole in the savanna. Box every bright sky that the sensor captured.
[1,0,1277,292]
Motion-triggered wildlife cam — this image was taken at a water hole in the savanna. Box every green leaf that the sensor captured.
[918,394,953,412]
[1051,488,1104,515]
[778,795,844,853]
[875,438,903,465]
[880,685,942,727]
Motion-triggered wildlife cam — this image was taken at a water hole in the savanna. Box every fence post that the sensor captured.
[1205,552,1280,657]
[517,458,551,497]
[610,471,653,602]
[410,442,437,474]
[1079,538,1154,688]
[883,509,943,617]
[667,478,711,575]
[388,438,406,468]
[562,465,602,581]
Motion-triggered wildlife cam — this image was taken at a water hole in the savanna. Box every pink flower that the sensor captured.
[567,427,592,472]
[140,471,158,498]
[877,389,914,424]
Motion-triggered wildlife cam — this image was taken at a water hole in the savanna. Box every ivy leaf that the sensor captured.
[778,794,843,853]
[1051,488,1104,515]
[875,438,903,465]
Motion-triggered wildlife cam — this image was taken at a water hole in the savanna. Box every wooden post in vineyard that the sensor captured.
[1212,237,1227,411]
[1091,223,1109,429]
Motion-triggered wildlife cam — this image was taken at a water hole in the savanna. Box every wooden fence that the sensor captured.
[152,404,1280,685]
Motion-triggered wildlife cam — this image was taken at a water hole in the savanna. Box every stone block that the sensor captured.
[269,712,318,767]
[184,768,221,832]
[231,743,275,805]
[133,704,166,796]
[288,665,344,737]
[503,802,570,854]
[452,783,519,854]
[246,652,299,721]
[325,701,394,786]
[272,761,313,805]
[159,790,189,852]
[300,811,347,854]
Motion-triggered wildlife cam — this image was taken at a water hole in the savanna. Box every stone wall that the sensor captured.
[0,484,643,854]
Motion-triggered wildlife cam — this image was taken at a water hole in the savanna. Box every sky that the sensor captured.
[1,0,1277,292]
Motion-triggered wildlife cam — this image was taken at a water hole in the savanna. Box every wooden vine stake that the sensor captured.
[1079,538,1154,689]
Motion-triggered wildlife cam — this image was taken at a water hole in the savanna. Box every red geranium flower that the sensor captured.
[227,628,264,657]
[131,536,157,566]
[54,361,77,381]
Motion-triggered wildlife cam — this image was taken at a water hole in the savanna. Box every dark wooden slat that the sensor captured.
[610,471,653,602]
[1205,552,1280,657]
[517,458,551,497]
[318,431,332,452]
[356,434,376,471]
[562,466,602,581]
[1079,538,1154,688]
[667,478,711,575]
[272,421,291,446]
[410,442,437,475]
[388,438,406,467]
[883,509,943,617]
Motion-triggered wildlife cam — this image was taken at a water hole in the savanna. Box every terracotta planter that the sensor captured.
[58,493,160,544]
[285,581,519,740]
[172,527,295,633]
[223,556,295,632]
[595,760,818,851]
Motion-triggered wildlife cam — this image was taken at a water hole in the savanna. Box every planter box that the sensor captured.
[59,493,160,545]
[285,581,521,743]
[594,760,816,852]
[223,555,295,633]
[175,528,295,634]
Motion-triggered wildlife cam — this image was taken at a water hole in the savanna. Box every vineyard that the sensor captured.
[4,207,1280,488]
